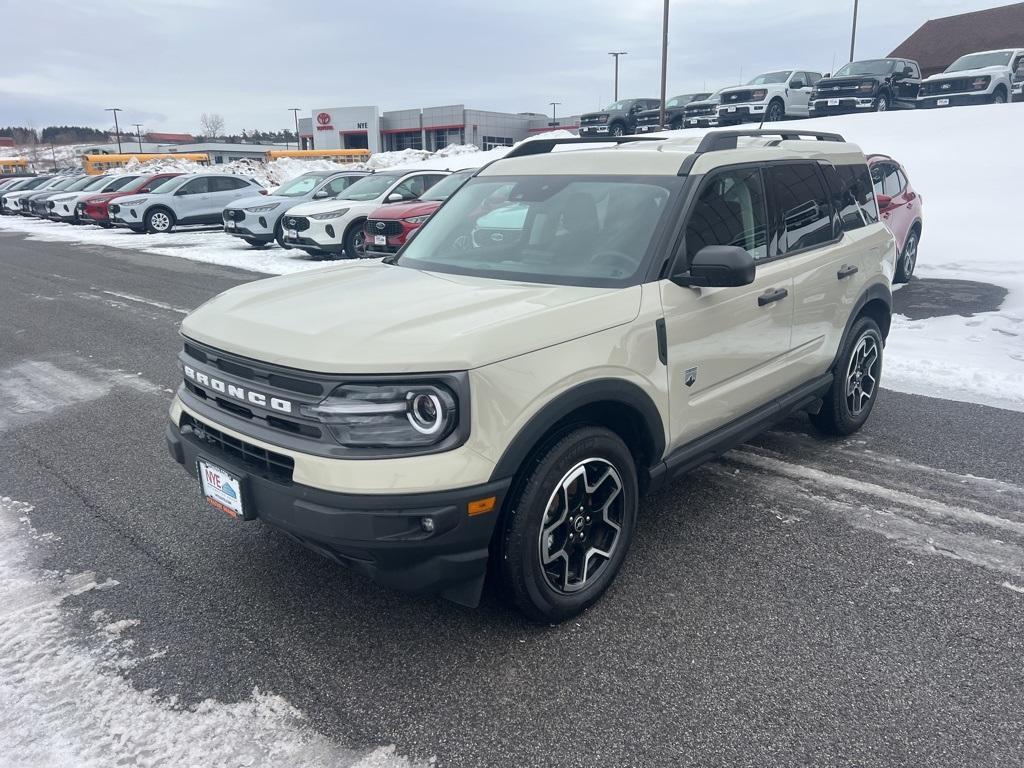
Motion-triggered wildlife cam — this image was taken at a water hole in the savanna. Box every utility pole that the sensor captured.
[849,0,859,63]
[106,108,123,153]
[659,0,669,128]
[132,123,144,152]
[289,108,301,150]
[608,51,628,101]
[549,101,561,127]
[49,141,57,169]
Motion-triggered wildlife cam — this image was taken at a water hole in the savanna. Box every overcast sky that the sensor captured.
[0,0,1002,133]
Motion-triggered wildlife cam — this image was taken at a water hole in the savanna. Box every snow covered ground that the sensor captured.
[0,495,427,767]
[0,109,1020,411]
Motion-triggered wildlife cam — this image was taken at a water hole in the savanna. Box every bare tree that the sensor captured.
[200,113,225,139]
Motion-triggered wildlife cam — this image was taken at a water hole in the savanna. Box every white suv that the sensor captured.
[717,70,823,125]
[110,173,265,233]
[280,169,449,258]
[919,48,1024,108]
[167,130,894,622]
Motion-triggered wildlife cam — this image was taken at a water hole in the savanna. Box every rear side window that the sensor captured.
[209,177,249,192]
[871,163,903,197]
[767,163,834,254]
[821,163,863,234]
[836,164,878,225]
[684,167,768,261]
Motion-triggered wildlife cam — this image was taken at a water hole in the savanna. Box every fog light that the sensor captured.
[258,216,267,227]
[421,517,435,532]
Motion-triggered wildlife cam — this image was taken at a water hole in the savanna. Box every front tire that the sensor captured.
[274,220,289,249]
[993,86,1007,104]
[766,99,785,122]
[894,229,919,283]
[876,93,889,112]
[145,208,174,234]
[499,426,638,623]
[811,317,883,436]
[609,122,626,137]
[344,221,367,258]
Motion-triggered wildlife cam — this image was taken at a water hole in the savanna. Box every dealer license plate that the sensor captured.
[688,119,698,125]
[937,98,949,106]
[287,229,298,240]
[727,106,736,112]
[374,235,387,246]
[226,220,236,229]
[828,98,840,106]
[197,459,244,519]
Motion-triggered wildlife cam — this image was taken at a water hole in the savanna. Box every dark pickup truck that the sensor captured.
[634,93,712,131]
[809,58,921,116]
[578,98,661,137]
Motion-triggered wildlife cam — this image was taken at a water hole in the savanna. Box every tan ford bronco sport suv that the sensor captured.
[167,130,894,622]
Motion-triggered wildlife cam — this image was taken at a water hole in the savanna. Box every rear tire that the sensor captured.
[145,207,174,234]
[498,426,638,623]
[811,317,883,436]
[894,228,919,283]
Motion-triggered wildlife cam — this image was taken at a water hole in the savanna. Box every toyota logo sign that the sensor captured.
[317,112,331,125]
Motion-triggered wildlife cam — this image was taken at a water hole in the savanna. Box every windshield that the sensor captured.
[147,175,187,194]
[47,177,82,191]
[420,170,475,201]
[666,94,698,108]
[604,100,632,111]
[834,59,897,77]
[338,173,403,201]
[395,175,680,287]
[19,177,49,190]
[748,71,792,85]
[275,172,332,197]
[63,176,100,192]
[946,51,1013,72]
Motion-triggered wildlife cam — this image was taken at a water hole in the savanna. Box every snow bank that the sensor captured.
[0,496,428,767]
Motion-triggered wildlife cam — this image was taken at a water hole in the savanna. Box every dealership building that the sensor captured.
[298,104,579,153]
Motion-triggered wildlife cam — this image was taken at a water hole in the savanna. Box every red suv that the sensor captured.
[81,173,182,227]
[363,168,476,256]
[869,154,923,283]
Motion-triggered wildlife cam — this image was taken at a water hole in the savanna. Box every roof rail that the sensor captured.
[677,129,846,174]
[503,135,666,159]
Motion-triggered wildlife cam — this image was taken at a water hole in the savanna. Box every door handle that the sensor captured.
[758,287,789,306]
[837,264,859,279]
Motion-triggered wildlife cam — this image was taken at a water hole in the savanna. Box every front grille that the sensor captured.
[815,80,863,99]
[580,114,608,126]
[923,78,972,95]
[282,215,310,232]
[180,413,294,482]
[722,90,754,103]
[365,219,403,236]
[685,104,716,117]
[635,113,660,126]
[223,208,246,222]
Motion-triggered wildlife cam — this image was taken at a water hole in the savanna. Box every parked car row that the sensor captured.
[579,48,1024,133]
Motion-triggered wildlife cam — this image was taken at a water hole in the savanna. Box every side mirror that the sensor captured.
[313,189,329,199]
[387,192,404,203]
[672,245,755,288]
[876,194,893,211]
[790,80,805,89]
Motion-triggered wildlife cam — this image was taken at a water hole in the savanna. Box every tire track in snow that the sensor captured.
[0,496,428,768]
[713,439,1024,591]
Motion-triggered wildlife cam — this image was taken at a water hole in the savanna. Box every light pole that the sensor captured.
[289,108,301,150]
[549,101,561,127]
[849,0,859,62]
[659,0,669,128]
[608,51,628,101]
[106,108,123,153]
[132,123,144,152]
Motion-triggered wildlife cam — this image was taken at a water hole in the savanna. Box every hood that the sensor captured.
[225,193,293,211]
[180,262,642,374]
[815,75,879,87]
[926,66,1008,81]
[285,197,377,217]
[581,111,611,120]
[685,97,721,108]
[367,200,442,220]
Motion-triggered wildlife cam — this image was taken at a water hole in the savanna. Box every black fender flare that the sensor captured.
[830,282,893,370]
[488,378,666,483]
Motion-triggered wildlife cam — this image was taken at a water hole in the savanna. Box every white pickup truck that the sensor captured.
[918,49,1024,107]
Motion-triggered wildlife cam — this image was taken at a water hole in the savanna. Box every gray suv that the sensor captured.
[222,170,369,248]
[109,173,265,233]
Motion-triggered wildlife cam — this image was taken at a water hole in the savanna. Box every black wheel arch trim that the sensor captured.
[830,282,892,370]
[488,378,666,483]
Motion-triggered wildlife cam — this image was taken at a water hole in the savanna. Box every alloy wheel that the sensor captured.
[845,334,880,417]
[902,233,918,278]
[352,230,366,257]
[150,212,170,232]
[537,458,624,594]
[877,96,888,112]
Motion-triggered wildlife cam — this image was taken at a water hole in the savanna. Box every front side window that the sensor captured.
[420,169,475,202]
[685,168,768,261]
[148,176,184,194]
[768,163,834,254]
[178,177,210,195]
[322,175,358,196]
[396,175,679,287]
[338,173,404,201]
[945,51,1013,72]
[391,175,428,200]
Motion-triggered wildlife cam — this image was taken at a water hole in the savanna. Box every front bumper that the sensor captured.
[809,97,877,115]
[224,209,276,239]
[917,92,993,108]
[716,103,767,124]
[166,413,509,606]
[1014,84,1023,101]
[281,216,344,252]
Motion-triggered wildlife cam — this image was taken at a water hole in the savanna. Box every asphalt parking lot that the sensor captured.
[2,229,1023,767]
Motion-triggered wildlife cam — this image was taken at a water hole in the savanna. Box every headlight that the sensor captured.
[244,202,280,213]
[858,81,876,92]
[310,207,350,220]
[403,214,431,224]
[119,199,146,207]
[751,89,768,101]
[301,382,459,448]
[972,76,991,91]
[598,115,609,123]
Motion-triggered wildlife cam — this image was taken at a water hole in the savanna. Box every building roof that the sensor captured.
[144,132,195,143]
[889,2,1024,76]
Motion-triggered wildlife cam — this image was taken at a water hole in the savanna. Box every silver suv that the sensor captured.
[110,173,264,233]
[167,130,894,622]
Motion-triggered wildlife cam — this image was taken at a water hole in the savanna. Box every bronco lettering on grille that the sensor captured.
[183,364,294,414]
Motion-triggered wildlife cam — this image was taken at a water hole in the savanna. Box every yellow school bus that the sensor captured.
[82,153,210,175]
[0,158,29,174]
[265,149,371,164]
